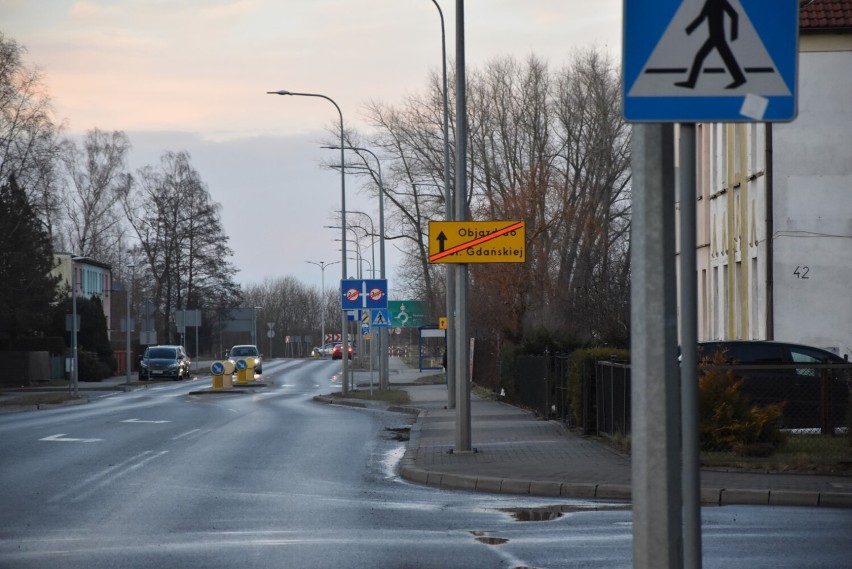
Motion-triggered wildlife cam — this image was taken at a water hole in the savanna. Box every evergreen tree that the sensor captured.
[0,174,61,346]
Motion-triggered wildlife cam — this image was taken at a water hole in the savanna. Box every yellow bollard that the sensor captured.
[235,358,248,384]
[211,361,225,390]
[222,360,235,389]
[244,357,256,380]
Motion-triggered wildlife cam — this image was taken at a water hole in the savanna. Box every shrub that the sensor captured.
[698,351,786,455]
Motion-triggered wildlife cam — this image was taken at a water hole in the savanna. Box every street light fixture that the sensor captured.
[306,260,340,347]
[267,89,351,394]
[125,262,135,384]
[323,145,389,389]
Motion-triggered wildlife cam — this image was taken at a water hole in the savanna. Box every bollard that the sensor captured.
[244,356,256,379]
[222,360,235,389]
[211,361,225,390]
[235,358,248,384]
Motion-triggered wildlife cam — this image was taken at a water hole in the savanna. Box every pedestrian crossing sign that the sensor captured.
[371,308,391,328]
[623,0,798,122]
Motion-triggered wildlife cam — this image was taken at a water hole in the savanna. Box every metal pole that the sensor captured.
[631,123,681,569]
[453,0,471,452]
[323,146,389,390]
[679,123,702,569]
[71,261,79,397]
[431,0,456,409]
[126,263,135,383]
[267,89,348,394]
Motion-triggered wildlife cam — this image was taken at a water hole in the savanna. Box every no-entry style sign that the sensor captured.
[340,279,388,310]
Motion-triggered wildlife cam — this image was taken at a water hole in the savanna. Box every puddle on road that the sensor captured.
[500,503,631,522]
[384,427,411,441]
[469,531,510,545]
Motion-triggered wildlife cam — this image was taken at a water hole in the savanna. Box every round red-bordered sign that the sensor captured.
[345,288,360,301]
[369,288,384,301]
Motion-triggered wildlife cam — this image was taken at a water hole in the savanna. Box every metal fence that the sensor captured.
[505,352,852,463]
[590,360,852,462]
[595,360,631,437]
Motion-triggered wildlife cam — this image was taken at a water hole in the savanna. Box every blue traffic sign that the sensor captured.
[341,279,388,310]
[371,308,392,328]
[211,361,225,375]
[236,359,247,370]
[624,0,798,122]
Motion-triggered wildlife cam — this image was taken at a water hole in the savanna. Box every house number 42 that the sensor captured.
[793,266,810,279]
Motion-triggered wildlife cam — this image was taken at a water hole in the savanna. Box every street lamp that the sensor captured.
[252,306,263,347]
[323,145,389,389]
[267,89,351,394]
[125,262,135,384]
[429,0,456,409]
[70,255,90,397]
[306,260,340,347]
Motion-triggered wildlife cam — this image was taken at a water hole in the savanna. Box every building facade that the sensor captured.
[54,253,114,332]
[693,1,852,358]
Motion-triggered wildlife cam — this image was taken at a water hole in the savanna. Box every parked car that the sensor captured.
[331,342,354,360]
[139,345,191,381]
[697,340,851,430]
[228,344,262,374]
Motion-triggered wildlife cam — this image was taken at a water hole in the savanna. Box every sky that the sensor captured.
[3,0,622,294]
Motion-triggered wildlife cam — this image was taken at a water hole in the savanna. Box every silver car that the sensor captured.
[228,344,262,374]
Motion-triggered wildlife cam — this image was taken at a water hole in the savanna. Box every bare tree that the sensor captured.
[121,151,240,343]
[356,49,630,349]
[59,128,131,266]
[0,32,63,240]
[551,49,632,344]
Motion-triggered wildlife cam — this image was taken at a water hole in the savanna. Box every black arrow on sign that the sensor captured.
[436,231,447,253]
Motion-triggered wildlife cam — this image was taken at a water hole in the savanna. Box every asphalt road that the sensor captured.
[1,359,851,568]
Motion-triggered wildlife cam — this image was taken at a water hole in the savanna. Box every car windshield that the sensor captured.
[148,348,176,359]
[231,347,257,357]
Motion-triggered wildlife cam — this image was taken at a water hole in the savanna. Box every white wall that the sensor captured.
[772,48,852,357]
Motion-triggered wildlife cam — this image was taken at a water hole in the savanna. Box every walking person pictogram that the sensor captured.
[675,0,747,90]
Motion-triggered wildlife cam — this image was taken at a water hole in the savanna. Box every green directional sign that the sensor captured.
[388,300,427,328]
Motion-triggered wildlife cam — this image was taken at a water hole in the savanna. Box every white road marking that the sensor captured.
[121,418,171,424]
[171,429,202,440]
[39,433,102,443]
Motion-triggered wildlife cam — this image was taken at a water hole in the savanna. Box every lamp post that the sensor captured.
[70,256,90,397]
[346,210,375,277]
[252,306,263,347]
[306,260,340,347]
[429,0,456,409]
[267,89,350,394]
[125,263,135,384]
[323,145,389,389]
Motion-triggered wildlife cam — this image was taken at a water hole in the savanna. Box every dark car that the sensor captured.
[228,344,262,374]
[697,340,851,430]
[139,345,191,381]
[331,343,354,360]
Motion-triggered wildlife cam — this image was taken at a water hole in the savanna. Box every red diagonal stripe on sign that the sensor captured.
[429,221,524,262]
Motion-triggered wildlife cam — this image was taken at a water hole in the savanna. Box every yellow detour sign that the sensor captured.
[429,220,525,264]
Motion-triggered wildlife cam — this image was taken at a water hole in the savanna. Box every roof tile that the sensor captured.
[800,0,852,30]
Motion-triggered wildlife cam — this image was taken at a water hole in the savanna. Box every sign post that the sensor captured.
[624,2,799,568]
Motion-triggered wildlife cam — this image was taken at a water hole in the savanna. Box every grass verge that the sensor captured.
[0,392,79,407]
[337,388,411,405]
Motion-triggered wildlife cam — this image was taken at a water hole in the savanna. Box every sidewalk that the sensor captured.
[347,357,852,508]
